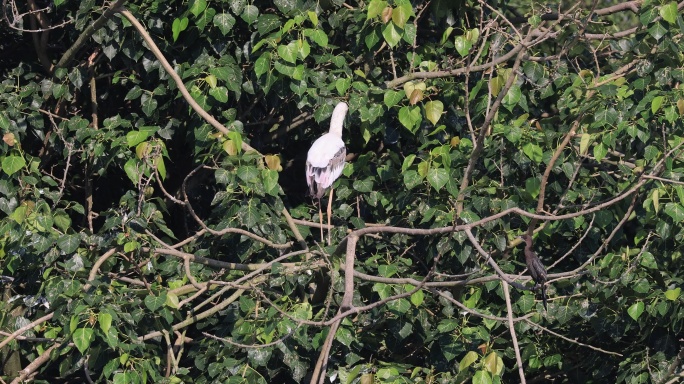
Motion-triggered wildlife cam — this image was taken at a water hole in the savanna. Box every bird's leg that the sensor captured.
[327,187,334,245]
[318,198,324,244]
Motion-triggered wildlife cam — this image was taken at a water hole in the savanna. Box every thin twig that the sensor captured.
[503,280,526,383]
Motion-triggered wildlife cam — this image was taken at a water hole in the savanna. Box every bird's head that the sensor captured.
[517,233,533,245]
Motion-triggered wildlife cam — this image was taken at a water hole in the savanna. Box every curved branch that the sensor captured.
[524,318,623,356]
[386,40,526,89]
[0,313,54,351]
[503,280,527,383]
[118,9,256,153]
[139,289,245,341]
[55,0,127,69]
[11,343,61,384]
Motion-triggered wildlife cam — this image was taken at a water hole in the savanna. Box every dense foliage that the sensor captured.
[1,0,683,383]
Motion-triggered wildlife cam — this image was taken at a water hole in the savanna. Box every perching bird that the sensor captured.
[306,102,348,245]
[519,234,548,310]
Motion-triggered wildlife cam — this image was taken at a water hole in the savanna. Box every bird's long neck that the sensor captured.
[523,236,534,255]
[328,103,348,137]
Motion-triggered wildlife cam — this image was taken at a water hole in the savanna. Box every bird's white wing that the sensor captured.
[306,133,344,167]
[306,133,346,198]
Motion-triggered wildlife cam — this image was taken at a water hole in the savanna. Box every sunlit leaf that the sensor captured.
[522,142,543,163]
[659,2,678,24]
[73,328,94,353]
[391,3,412,28]
[459,351,479,372]
[2,155,25,176]
[427,167,449,191]
[664,288,681,300]
[382,22,402,47]
[627,301,644,320]
[424,100,443,125]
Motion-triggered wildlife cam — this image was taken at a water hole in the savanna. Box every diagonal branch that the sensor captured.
[55,0,127,69]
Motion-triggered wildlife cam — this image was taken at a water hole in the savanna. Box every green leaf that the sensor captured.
[398,106,421,133]
[378,264,398,278]
[664,202,684,221]
[402,154,416,171]
[382,22,402,48]
[237,165,259,183]
[335,77,351,95]
[523,61,545,82]
[384,90,403,108]
[660,2,678,24]
[454,35,471,57]
[639,7,658,25]
[459,350,479,372]
[113,372,135,384]
[644,145,660,162]
[353,179,373,193]
[639,251,657,269]
[427,167,449,191]
[54,210,72,232]
[367,0,388,19]
[502,85,522,109]
[335,326,354,347]
[472,370,492,384]
[227,131,242,154]
[579,133,592,155]
[213,13,236,35]
[141,94,158,117]
[262,169,279,196]
[297,39,310,60]
[522,142,543,163]
[208,86,228,103]
[0,114,9,129]
[241,5,259,24]
[651,95,664,114]
[403,170,422,189]
[123,241,139,252]
[145,292,167,311]
[309,29,328,47]
[525,177,541,198]
[172,17,189,42]
[528,14,541,27]
[365,27,381,50]
[277,42,298,64]
[307,10,318,26]
[664,287,680,300]
[123,159,140,184]
[99,312,113,334]
[254,52,271,78]
[648,22,667,40]
[2,155,26,176]
[391,3,412,28]
[373,283,392,299]
[410,289,424,306]
[189,0,207,17]
[73,328,94,354]
[166,292,180,308]
[57,234,79,254]
[241,201,260,227]
[483,352,503,375]
[593,143,608,162]
[627,301,644,321]
[424,100,443,125]
[387,298,411,313]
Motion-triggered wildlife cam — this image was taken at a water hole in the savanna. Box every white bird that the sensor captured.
[306,102,348,244]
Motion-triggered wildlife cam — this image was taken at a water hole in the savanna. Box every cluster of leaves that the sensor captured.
[1,0,683,383]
